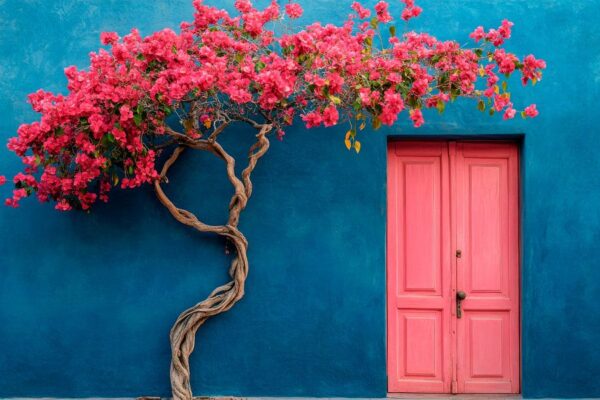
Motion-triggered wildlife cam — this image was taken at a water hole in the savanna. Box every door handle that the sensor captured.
[456,291,467,318]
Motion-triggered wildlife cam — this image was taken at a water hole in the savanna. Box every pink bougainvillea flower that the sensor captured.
[494,93,511,111]
[524,104,539,118]
[0,176,6,186]
[322,104,339,127]
[470,26,485,42]
[285,2,303,18]
[401,6,422,21]
[400,0,422,21]
[498,19,514,39]
[234,0,254,13]
[521,55,546,84]
[100,31,119,45]
[374,1,392,23]
[301,111,323,128]
[503,107,516,120]
[351,1,371,19]
[55,199,73,211]
[409,109,424,127]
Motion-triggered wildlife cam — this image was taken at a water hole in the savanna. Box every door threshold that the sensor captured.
[388,395,522,399]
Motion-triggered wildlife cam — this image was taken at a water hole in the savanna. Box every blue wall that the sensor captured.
[0,0,599,398]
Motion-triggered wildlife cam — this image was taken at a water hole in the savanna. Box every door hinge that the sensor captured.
[455,249,462,258]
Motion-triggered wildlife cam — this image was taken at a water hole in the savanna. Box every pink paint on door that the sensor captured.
[454,142,520,394]
[387,142,452,393]
[387,141,520,394]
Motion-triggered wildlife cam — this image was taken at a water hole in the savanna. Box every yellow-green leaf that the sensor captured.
[183,118,194,132]
[329,95,342,105]
[501,81,508,92]
[372,117,382,130]
[354,140,361,153]
[370,17,379,29]
[345,138,352,150]
[359,121,366,130]
[436,100,446,114]
[477,99,486,112]
[389,25,396,37]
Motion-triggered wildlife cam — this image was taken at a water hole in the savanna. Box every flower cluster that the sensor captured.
[1,0,545,211]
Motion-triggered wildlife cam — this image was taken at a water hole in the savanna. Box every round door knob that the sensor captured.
[456,291,467,300]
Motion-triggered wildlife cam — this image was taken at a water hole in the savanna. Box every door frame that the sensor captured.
[385,138,523,395]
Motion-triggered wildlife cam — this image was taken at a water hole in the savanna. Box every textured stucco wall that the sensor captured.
[0,0,599,398]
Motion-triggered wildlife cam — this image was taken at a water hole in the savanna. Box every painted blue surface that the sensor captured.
[0,0,599,398]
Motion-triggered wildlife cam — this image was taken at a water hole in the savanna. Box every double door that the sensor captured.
[387,141,520,394]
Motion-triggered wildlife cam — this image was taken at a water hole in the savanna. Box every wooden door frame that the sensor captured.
[385,138,523,395]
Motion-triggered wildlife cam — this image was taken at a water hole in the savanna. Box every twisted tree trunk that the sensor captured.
[154,121,272,400]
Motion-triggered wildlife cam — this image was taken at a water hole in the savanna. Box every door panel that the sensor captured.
[387,142,452,393]
[387,141,520,394]
[455,143,520,394]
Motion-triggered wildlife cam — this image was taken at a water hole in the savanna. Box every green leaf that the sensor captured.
[133,112,142,127]
[370,17,379,29]
[255,61,266,71]
[436,100,446,114]
[171,45,178,54]
[372,117,382,130]
[477,99,486,112]
[502,81,508,92]
[389,25,396,37]
[329,95,342,105]
[474,48,483,57]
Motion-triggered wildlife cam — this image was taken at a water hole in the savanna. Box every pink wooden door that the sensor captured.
[386,141,453,393]
[387,141,520,394]
[453,142,520,393]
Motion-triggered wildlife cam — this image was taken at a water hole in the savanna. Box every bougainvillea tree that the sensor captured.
[1,0,545,398]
